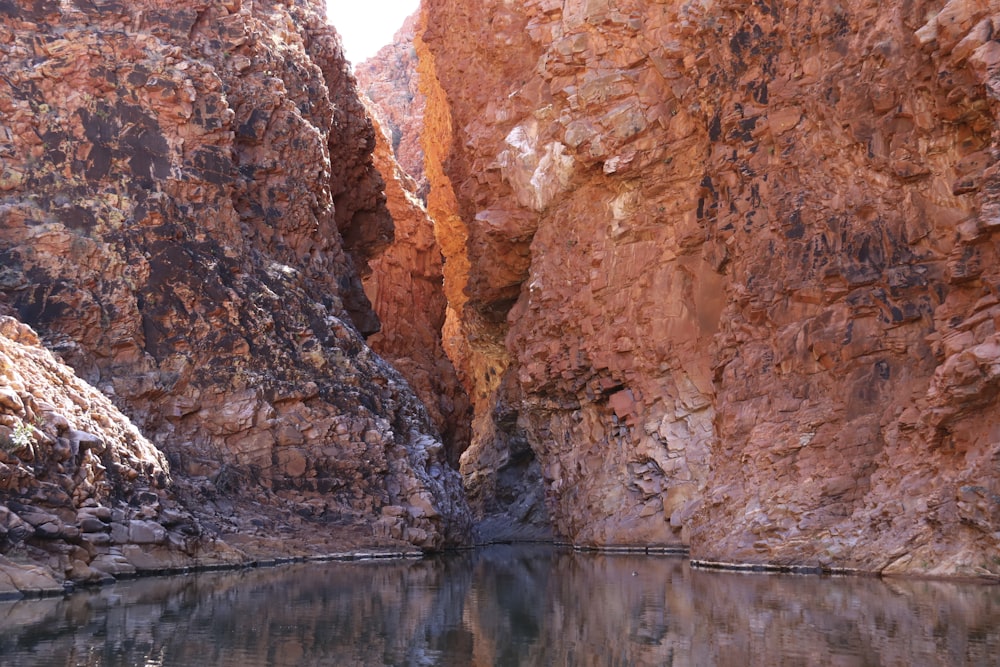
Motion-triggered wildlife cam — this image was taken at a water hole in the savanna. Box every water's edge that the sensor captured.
[6,539,1000,603]
[3,543,999,666]
[0,548,424,602]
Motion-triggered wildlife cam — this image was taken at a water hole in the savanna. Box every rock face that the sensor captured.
[0,311,428,597]
[0,315,204,597]
[362,107,472,467]
[355,13,429,200]
[0,0,472,579]
[360,22,547,540]
[420,0,1000,575]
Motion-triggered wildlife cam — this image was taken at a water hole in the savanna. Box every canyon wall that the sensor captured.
[0,0,472,589]
[362,22,552,540]
[421,0,1000,575]
[355,14,429,200]
[362,107,472,467]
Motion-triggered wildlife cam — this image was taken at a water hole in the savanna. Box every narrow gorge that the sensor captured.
[2,0,1000,596]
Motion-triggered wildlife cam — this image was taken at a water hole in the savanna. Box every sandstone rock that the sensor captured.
[17,509,63,534]
[128,520,168,546]
[0,506,31,545]
[89,552,137,578]
[78,504,112,522]
[65,430,105,457]
[77,516,108,534]
[0,387,23,413]
[362,105,472,466]
[0,555,64,599]
[65,558,105,583]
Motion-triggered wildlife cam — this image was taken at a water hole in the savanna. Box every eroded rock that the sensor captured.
[0,0,472,595]
[362,106,472,467]
[356,12,429,200]
[421,0,1000,575]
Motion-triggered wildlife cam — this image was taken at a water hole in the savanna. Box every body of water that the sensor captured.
[1,545,998,665]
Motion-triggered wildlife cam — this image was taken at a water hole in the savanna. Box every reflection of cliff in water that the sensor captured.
[0,556,477,666]
[1,546,999,666]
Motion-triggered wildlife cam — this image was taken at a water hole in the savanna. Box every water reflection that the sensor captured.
[1,545,998,666]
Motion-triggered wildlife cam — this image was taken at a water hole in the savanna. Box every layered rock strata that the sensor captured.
[362,21,549,539]
[417,9,554,542]
[0,0,472,582]
[421,0,1000,575]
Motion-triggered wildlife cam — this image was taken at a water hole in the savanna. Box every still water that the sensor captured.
[1,545,999,666]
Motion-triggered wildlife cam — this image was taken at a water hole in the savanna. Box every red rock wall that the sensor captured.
[0,0,471,555]
[0,316,203,596]
[362,106,472,467]
[359,18,542,537]
[422,0,1000,575]
[355,13,430,200]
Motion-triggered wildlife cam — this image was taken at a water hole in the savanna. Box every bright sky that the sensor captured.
[326,0,421,64]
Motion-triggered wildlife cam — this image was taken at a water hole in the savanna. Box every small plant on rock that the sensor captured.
[2,422,34,452]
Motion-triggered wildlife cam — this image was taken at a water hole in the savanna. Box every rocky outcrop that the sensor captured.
[355,13,429,200]
[4,0,998,584]
[361,19,547,539]
[421,0,1000,575]
[362,107,472,467]
[0,0,472,582]
[0,315,215,598]
[417,8,554,543]
[0,310,425,597]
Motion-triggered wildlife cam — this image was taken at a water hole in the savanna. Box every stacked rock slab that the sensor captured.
[421,0,1000,575]
[0,0,472,581]
[0,315,203,597]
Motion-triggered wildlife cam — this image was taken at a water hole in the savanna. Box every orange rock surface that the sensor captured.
[363,106,472,466]
[355,13,429,200]
[3,0,999,582]
[421,0,1000,575]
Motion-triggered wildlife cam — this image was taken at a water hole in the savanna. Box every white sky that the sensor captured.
[326,0,421,64]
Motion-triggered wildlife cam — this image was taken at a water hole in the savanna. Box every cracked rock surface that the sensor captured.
[0,0,471,595]
[420,0,1000,576]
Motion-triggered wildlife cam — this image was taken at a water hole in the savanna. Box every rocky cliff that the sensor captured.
[362,107,471,467]
[4,0,999,587]
[0,0,471,593]
[420,0,1000,576]
[355,13,429,200]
